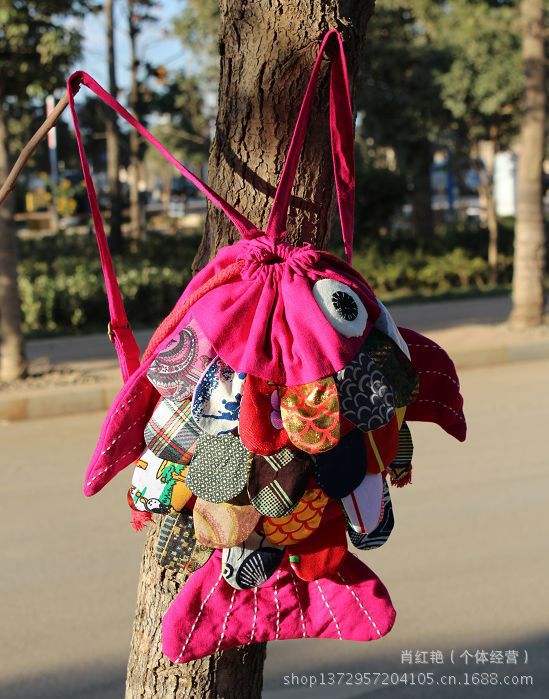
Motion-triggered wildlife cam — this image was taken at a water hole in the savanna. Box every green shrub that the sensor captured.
[351,244,513,297]
[18,233,198,336]
[17,227,517,338]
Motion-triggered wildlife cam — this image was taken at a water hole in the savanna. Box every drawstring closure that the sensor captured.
[239,234,320,280]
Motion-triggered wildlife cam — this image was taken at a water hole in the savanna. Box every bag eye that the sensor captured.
[312,279,368,337]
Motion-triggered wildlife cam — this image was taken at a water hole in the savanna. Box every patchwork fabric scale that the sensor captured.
[69,30,466,666]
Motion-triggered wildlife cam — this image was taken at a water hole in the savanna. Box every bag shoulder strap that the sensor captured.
[265,29,355,263]
[66,71,259,380]
[67,29,354,379]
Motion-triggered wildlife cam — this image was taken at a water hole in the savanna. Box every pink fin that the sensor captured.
[83,311,194,496]
[83,364,157,496]
[399,327,466,442]
[162,550,396,663]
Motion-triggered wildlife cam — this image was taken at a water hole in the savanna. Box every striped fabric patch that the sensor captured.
[247,448,311,517]
[156,510,214,575]
[156,510,196,572]
[387,422,413,485]
[144,397,201,464]
[341,471,384,535]
[348,479,394,550]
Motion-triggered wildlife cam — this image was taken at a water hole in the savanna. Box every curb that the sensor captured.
[0,380,120,421]
[1,341,548,422]
[449,341,549,370]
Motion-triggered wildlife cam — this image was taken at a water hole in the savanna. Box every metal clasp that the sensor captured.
[107,321,130,343]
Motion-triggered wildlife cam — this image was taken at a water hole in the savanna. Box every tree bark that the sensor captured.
[193,0,375,271]
[511,0,546,328]
[106,0,124,253]
[0,86,27,383]
[125,2,375,697]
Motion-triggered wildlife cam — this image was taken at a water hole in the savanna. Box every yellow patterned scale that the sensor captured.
[263,488,329,546]
[279,377,340,454]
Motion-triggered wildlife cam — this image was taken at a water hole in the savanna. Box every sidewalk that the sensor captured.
[1,295,547,421]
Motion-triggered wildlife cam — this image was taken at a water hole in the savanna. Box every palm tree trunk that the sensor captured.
[510,0,546,328]
[125,2,375,697]
[0,86,27,382]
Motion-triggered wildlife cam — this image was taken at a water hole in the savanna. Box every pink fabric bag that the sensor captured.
[68,30,385,496]
[163,550,396,664]
[69,29,465,664]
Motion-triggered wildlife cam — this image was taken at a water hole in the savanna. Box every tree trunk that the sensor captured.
[125,2,375,698]
[0,88,27,383]
[106,0,124,253]
[406,139,434,242]
[193,0,375,270]
[511,0,546,328]
[128,1,145,239]
[477,139,499,285]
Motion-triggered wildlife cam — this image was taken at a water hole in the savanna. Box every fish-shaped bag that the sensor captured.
[68,29,465,665]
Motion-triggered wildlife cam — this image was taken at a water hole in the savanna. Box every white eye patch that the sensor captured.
[312,279,368,337]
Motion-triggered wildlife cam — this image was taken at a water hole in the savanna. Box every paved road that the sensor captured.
[25,296,513,368]
[1,359,547,699]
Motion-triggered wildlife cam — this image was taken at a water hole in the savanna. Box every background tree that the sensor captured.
[357,1,452,240]
[173,0,220,88]
[511,0,546,327]
[145,70,210,207]
[149,72,209,164]
[105,0,124,252]
[125,2,376,697]
[0,0,91,383]
[433,0,522,282]
[127,0,157,238]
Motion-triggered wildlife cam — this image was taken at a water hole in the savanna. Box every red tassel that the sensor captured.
[391,470,413,488]
[131,509,153,532]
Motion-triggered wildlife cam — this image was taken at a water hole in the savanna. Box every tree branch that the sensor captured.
[0,91,69,207]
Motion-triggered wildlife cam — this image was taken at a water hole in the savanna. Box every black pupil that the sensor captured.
[332,291,358,321]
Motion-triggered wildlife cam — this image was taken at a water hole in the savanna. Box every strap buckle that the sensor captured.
[107,321,130,344]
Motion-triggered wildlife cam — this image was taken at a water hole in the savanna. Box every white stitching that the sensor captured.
[414,398,465,421]
[315,580,342,640]
[250,587,258,643]
[85,444,144,486]
[86,387,146,485]
[113,391,139,413]
[417,369,459,388]
[100,417,143,454]
[176,573,223,662]
[337,573,381,638]
[290,571,307,638]
[215,588,236,653]
[273,570,281,640]
[406,343,445,350]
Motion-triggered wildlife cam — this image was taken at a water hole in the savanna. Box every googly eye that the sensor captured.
[312,279,368,337]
